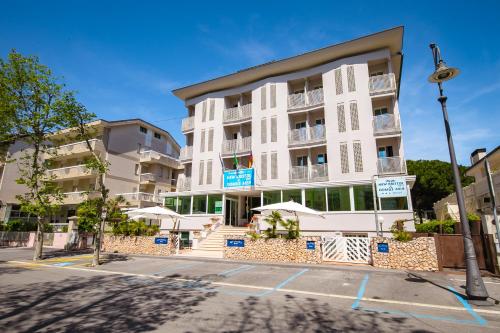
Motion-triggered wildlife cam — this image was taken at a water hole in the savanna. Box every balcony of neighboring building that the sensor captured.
[372,97,401,136]
[139,150,181,169]
[376,138,406,175]
[223,92,252,125]
[179,146,193,163]
[47,164,97,181]
[61,191,100,205]
[176,174,192,192]
[288,110,326,149]
[287,75,324,112]
[43,138,105,160]
[368,60,396,96]
[289,148,328,183]
[116,192,162,206]
[139,169,175,186]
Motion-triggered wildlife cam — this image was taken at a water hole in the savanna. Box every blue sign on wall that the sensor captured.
[227,239,245,247]
[306,241,316,250]
[154,237,169,245]
[377,242,389,253]
[223,168,255,188]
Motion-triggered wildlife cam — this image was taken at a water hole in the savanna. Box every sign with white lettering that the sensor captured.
[154,237,168,245]
[376,177,407,198]
[227,239,245,247]
[223,168,255,188]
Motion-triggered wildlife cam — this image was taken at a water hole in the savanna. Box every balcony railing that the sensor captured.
[373,114,401,135]
[117,192,162,203]
[223,103,252,123]
[62,191,100,204]
[289,125,326,146]
[288,87,324,110]
[222,136,252,155]
[289,164,328,183]
[179,146,193,161]
[140,150,180,168]
[181,116,195,132]
[139,173,159,183]
[177,176,192,192]
[44,139,103,158]
[369,73,396,95]
[47,164,96,180]
[377,157,406,175]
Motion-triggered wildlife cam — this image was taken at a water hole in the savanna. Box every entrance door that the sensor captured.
[224,199,238,226]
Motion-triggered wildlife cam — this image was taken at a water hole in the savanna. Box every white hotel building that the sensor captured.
[165,27,415,237]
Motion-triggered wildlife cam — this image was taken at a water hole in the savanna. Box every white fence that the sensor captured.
[369,73,396,95]
[322,236,371,263]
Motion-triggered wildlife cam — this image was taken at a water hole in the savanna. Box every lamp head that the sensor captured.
[428,60,460,83]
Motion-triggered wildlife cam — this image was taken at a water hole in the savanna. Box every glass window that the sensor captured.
[192,195,207,214]
[327,187,351,211]
[154,132,161,139]
[164,197,176,211]
[207,195,223,214]
[283,189,302,203]
[178,196,191,215]
[263,191,281,205]
[139,126,147,134]
[381,197,408,210]
[305,188,326,211]
[353,185,374,211]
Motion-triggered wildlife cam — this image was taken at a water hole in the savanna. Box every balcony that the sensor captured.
[288,88,324,111]
[140,150,180,168]
[221,136,252,156]
[181,116,195,132]
[179,146,193,162]
[369,73,396,96]
[116,192,162,204]
[373,114,401,136]
[177,176,192,192]
[223,103,252,124]
[47,164,96,181]
[62,191,100,205]
[44,139,104,159]
[289,164,328,183]
[289,125,326,147]
[377,157,406,175]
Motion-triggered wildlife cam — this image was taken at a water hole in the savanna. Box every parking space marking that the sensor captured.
[218,265,255,277]
[448,286,488,326]
[152,262,201,276]
[256,268,309,297]
[51,262,75,267]
[351,274,369,309]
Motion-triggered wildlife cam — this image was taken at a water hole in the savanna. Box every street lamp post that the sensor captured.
[428,44,488,300]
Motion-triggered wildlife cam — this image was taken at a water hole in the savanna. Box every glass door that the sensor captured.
[224,199,238,226]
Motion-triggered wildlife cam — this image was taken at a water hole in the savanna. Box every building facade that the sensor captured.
[0,119,182,225]
[165,27,415,237]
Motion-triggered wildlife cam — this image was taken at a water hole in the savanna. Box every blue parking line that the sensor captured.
[218,265,255,277]
[152,262,201,276]
[52,262,74,267]
[360,307,479,325]
[351,274,370,309]
[257,268,309,297]
[448,286,488,326]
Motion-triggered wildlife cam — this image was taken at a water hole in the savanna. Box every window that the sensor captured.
[337,104,346,133]
[295,122,306,129]
[137,143,142,154]
[340,143,349,173]
[261,86,267,110]
[209,99,215,121]
[202,101,207,122]
[283,189,302,203]
[139,126,147,134]
[347,65,356,92]
[296,156,307,166]
[353,185,374,211]
[381,197,408,210]
[134,164,140,175]
[335,68,343,95]
[317,153,327,164]
[198,161,204,185]
[165,197,176,211]
[327,187,351,211]
[370,71,384,77]
[192,195,207,214]
[178,196,191,214]
[271,152,278,179]
[305,188,326,211]
[208,195,223,214]
[353,141,363,172]
[263,191,280,205]
[206,160,212,185]
[261,118,267,144]
[350,102,359,131]
[154,132,161,140]
[378,146,394,158]
[261,153,267,180]
[270,84,276,108]
[315,118,325,125]
[374,107,388,116]
[270,117,277,142]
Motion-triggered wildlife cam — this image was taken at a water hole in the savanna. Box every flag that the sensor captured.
[233,153,239,169]
[219,153,225,171]
[248,151,253,168]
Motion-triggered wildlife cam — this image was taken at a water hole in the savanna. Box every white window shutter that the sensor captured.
[335,68,343,95]
[337,104,346,133]
[261,118,267,144]
[353,141,363,172]
[347,66,356,92]
[270,84,276,108]
[206,160,212,184]
[271,152,278,179]
[350,102,359,131]
[340,143,349,174]
[261,86,267,110]
[261,153,267,180]
[209,99,215,120]
[270,117,277,142]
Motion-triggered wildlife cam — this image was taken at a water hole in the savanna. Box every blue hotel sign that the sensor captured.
[227,239,245,247]
[154,237,168,245]
[306,241,316,250]
[223,168,255,188]
[377,243,389,253]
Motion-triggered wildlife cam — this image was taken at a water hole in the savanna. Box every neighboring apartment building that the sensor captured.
[0,119,182,224]
[164,27,415,237]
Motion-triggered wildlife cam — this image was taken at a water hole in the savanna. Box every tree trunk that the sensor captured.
[33,217,44,261]
[92,218,105,266]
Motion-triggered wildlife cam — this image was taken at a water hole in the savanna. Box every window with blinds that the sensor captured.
[337,104,346,133]
[271,152,278,179]
[199,160,204,185]
[207,128,214,151]
[261,153,267,180]
[340,143,349,174]
[202,101,207,122]
[350,101,359,131]
[271,117,277,142]
[270,84,276,108]
[347,66,356,92]
[206,160,212,184]
[335,68,343,95]
[209,99,215,121]
[200,130,205,152]
[261,118,267,144]
[261,86,267,110]
[353,141,363,172]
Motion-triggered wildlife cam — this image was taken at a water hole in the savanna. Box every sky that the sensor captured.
[1,0,499,165]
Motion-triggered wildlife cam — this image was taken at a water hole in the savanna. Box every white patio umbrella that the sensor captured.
[126,206,185,228]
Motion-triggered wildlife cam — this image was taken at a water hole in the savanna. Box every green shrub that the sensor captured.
[43,223,54,233]
[415,219,455,234]
[467,213,480,222]
[61,225,68,232]
[390,221,412,242]
[4,219,37,232]
[246,231,261,240]
[111,220,159,236]
[263,211,282,238]
[279,218,300,239]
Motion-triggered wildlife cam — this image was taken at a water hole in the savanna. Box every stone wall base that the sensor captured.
[102,234,173,256]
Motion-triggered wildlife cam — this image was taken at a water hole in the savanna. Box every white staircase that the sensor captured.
[184,226,248,258]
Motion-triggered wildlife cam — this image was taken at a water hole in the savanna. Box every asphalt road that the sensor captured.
[1,247,500,333]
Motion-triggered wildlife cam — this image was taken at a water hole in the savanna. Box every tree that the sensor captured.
[263,211,282,238]
[407,159,474,221]
[0,50,84,260]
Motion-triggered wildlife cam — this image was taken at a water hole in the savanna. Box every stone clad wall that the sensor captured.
[223,235,322,264]
[102,234,173,256]
[371,237,439,271]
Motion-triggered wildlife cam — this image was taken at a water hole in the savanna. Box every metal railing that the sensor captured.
[47,164,95,179]
[288,87,324,110]
[369,73,396,95]
[222,136,252,155]
[223,103,252,123]
[373,114,401,134]
[181,116,195,132]
[179,146,193,161]
[289,125,326,145]
[377,157,406,174]
[117,192,162,203]
[289,164,328,183]
[177,177,192,192]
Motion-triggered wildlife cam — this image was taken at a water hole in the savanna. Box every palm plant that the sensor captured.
[263,211,283,238]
